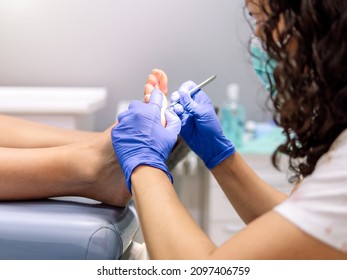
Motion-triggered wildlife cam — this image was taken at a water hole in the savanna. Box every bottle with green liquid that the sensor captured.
[220,83,245,148]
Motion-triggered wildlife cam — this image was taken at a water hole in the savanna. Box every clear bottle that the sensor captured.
[220,83,245,148]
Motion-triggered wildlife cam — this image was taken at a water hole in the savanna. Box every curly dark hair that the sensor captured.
[250,0,347,181]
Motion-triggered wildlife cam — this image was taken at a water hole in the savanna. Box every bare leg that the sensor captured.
[0,124,130,207]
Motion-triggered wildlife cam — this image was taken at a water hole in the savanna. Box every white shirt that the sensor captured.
[275,129,347,253]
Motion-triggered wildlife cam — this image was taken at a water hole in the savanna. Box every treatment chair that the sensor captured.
[0,137,189,260]
[0,197,139,260]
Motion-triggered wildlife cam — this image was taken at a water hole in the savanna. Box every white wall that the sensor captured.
[0,0,270,130]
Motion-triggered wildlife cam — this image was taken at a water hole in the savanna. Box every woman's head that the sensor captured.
[246,0,347,180]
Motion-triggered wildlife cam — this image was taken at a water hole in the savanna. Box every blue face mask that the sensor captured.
[250,35,277,93]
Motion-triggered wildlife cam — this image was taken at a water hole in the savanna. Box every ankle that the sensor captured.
[75,131,131,206]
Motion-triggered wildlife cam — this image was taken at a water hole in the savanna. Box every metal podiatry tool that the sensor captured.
[169,74,217,107]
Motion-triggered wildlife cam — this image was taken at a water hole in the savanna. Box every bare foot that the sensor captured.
[144,69,168,127]
[82,70,170,205]
[82,126,131,207]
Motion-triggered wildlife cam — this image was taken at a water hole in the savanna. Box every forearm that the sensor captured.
[132,166,216,259]
[211,152,288,224]
[0,114,99,148]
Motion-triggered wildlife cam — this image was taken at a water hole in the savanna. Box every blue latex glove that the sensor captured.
[112,89,181,193]
[171,80,235,169]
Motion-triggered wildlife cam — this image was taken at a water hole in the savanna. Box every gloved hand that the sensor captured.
[112,89,181,193]
[170,80,235,169]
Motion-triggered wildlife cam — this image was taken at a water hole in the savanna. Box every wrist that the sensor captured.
[131,165,173,195]
[125,157,172,194]
[133,164,172,183]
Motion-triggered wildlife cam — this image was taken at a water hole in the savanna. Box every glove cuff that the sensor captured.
[205,137,236,169]
[125,159,173,195]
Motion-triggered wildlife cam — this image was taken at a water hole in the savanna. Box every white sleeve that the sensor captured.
[274,130,347,253]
